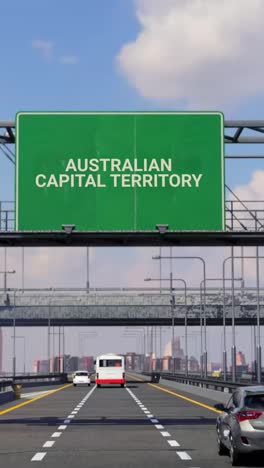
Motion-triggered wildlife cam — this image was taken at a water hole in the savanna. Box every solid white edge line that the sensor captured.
[43,441,55,448]
[176,452,192,460]
[31,452,46,461]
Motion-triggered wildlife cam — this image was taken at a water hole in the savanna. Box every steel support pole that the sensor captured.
[58,327,61,372]
[170,273,175,375]
[202,262,207,378]
[256,246,262,383]
[159,326,162,372]
[222,263,227,381]
[12,291,16,377]
[231,246,236,382]
[62,326,65,373]
[86,247,90,292]
[48,302,51,373]
[184,284,188,376]
[22,247,24,292]
[200,287,204,378]
[253,325,257,378]
[4,248,6,292]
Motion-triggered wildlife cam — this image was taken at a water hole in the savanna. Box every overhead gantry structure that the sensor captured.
[0,120,264,247]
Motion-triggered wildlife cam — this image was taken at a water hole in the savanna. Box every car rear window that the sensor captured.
[245,394,264,410]
[75,372,88,376]
[99,359,122,367]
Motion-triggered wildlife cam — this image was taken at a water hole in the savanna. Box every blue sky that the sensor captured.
[1,1,264,369]
[1,0,263,200]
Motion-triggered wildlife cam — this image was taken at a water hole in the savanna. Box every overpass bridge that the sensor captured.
[0,288,264,326]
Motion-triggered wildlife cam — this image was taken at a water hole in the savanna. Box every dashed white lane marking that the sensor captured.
[31,385,97,462]
[31,452,46,461]
[176,452,192,460]
[43,441,55,448]
[71,411,78,414]
[127,386,193,462]
[168,440,180,447]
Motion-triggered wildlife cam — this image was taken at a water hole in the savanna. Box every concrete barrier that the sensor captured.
[0,386,15,405]
[130,372,230,405]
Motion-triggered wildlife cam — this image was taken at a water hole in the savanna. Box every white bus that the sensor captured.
[95,354,125,387]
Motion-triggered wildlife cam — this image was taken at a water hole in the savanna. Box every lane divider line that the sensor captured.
[31,453,46,461]
[126,385,192,461]
[30,383,96,463]
[43,441,55,448]
[168,440,180,447]
[176,451,192,460]
[0,383,72,416]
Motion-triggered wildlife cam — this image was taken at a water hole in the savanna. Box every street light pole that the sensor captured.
[256,246,261,383]
[223,255,264,383]
[153,255,206,377]
[145,276,187,375]
[86,247,90,292]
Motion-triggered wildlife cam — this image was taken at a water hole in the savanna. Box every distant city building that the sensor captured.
[79,356,94,372]
[65,356,79,372]
[189,356,199,372]
[236,351,246,366]
[164,337,184,359]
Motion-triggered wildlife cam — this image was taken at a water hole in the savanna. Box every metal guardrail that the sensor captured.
[0,373,68,390]
[142,371,263,393]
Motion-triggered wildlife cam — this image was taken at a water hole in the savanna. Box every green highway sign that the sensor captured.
[16,112,225,231]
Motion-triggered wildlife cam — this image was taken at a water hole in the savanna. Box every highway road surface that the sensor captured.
[0,377,263,467]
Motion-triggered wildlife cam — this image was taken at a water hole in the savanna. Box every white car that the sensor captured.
[73,371,91,386]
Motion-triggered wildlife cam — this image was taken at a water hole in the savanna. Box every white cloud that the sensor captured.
[117,0,264,108]
[32,39,54,59]
[58,55,79,65]
[233,170,264,202]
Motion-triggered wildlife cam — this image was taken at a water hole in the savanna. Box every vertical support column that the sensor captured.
[200,287,203,378]
[231,246,236,382]
[22,248,25,292]
[86,247,90,292]
[256,246,262,383]
[48,302,51,373]
[12,292,16,377]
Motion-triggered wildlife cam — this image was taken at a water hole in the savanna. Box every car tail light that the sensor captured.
[237,411,262,422]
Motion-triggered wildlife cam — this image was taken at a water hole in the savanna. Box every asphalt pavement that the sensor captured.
[0,378,263,467]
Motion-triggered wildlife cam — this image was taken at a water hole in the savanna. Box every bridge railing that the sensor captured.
[142,371,263,393]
